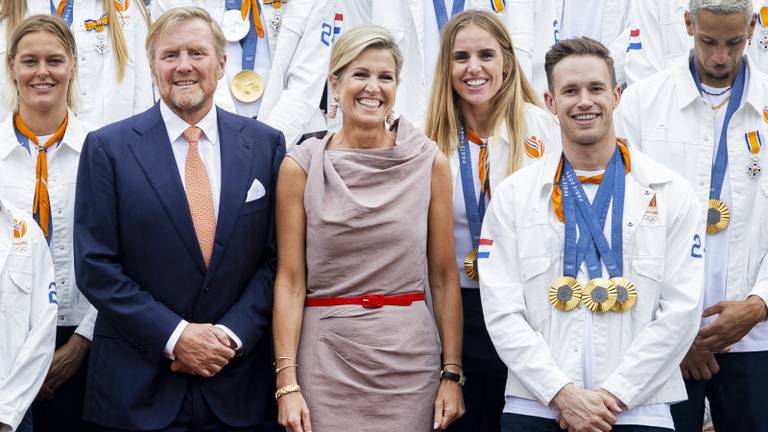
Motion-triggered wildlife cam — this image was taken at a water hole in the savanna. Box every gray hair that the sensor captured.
[689,0,753,25]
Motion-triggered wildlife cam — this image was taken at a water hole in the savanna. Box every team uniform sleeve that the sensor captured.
[0,228,57,431]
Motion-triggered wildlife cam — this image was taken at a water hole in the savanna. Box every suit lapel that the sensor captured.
[207,109,253,274]
[128,105,207,273]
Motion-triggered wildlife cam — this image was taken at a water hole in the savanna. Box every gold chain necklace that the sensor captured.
[710,94,731,111]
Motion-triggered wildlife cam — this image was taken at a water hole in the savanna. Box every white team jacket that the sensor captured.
[0,113,97,340]
[0,199,57,432]
[448,104,562,191]
[479,146,704,409]
[0,0,154,126]
[616,56,768,321]
[623,0,768,86]
[530,0,630,99]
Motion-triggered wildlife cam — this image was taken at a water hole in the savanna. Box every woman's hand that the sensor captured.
[278,391,312,432]
[432,379,465,430]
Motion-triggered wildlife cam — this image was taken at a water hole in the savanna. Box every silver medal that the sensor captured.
[222,9,251,42]
[748,157,762,178]
[270,11,282,36]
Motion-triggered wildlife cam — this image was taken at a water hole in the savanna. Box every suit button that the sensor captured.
[203,287,210,292]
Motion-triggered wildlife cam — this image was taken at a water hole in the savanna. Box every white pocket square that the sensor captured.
[245,179,266,202]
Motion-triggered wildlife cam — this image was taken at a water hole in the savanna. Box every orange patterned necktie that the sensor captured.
[14,113,68,240]
[182,126,216,268]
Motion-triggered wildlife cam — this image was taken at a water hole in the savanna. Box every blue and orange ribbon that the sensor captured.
[490,0,505,13]
[745,130,763,154]
[84,14,109,32]
[240,0,265,38]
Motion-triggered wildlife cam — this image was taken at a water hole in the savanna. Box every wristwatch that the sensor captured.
[439,369,466,386]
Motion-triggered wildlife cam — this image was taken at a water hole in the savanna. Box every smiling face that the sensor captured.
[451,24,506,116]
[8,30,74,115]
[544,55,620,148]
[686,9,755,87]
[329,48,398,129]
[151,18,225,122]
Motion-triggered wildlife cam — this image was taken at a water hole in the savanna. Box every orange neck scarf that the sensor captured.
[467,130,491,200]
[241,0,265,38]
[551,142,631,223]
[14,113,68,239]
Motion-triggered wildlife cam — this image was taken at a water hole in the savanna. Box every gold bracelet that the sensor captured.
[275,384,301,401]
[275,364,298,374]
[273,356,294,366]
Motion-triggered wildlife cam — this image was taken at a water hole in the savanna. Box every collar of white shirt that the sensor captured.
[159,100,219,147]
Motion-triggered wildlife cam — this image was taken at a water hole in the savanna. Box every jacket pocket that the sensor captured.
[629,256,664,324]
[520,256,554,324]
[1,269,33,326]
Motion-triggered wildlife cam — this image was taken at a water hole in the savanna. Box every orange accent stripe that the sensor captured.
[551,141,631,223]
[747,130,761,153]
[14,113,68,238]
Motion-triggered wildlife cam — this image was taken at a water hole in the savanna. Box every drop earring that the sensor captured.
[326,97,339,119]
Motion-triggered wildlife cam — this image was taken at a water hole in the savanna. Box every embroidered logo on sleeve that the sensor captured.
[524,136,545,159]
[626,29,642,52]
[12,219,28,252]
[478,238,493,259]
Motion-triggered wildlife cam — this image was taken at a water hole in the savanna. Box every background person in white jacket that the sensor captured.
[622,0,768,86]
[615,1,768,430]
[528,0,631,100]
[1,14,98,432]
[480,37,704,432]
[0,198,57,432]
[320,0,534,133]
[0,0,154,127]
[423,10,560,431]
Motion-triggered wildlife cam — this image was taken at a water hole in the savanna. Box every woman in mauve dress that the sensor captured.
[272,25,465,432]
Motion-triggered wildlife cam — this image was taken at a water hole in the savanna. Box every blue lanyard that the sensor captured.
[689,56,747,201]
[432,0,465,32]
[561,148,626,279]
[50,0,74,27]
[226,0,260,70]
[458,125,488,249]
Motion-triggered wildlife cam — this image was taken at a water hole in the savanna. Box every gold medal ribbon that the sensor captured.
[241,0,265,38]
[14,113,69,239]
[552,141,631,223]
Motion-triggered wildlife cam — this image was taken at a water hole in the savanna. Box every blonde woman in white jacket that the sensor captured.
[0,0,153,126]
[424,10,561,432]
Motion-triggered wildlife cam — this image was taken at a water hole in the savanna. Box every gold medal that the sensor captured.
[582,278,617,312]
[548,277,582,312]
[609,277,637,312]
[464,248,479,281]
[230,70,264,103]
[706,198,730,234]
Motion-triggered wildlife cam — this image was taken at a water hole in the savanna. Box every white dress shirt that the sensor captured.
[158,101,243,357]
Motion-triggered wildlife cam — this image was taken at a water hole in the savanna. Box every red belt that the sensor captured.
[305,292,425,309]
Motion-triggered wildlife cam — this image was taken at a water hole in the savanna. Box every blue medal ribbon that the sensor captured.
[226,0,260,70]
[457,125,488,250]
[560,147,626,279]
[432,0,465,32]
[689,55,747,201]
[51,0,74,27]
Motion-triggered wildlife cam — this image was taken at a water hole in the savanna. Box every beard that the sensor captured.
[167,86,207,113]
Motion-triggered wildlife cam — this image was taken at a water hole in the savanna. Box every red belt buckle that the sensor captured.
[361,294,384,308]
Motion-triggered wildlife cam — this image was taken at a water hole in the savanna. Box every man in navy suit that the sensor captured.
[74,7,284,431]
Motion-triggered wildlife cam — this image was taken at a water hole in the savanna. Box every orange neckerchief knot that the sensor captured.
[263,0,283,8]
[14,112,69,239]
[114,0,129,12]
[241,0,265,38]
[85,14,109,32]
[551,141,631,223]
[467,130,491,200]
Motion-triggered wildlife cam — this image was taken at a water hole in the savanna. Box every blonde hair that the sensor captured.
[424,10,541,176]
[146,7,226,64]
[0,0,148,82]
[4,14,80,111]
[329,25,403,81]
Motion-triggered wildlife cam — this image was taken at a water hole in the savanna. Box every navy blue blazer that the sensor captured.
[74,103,284,429]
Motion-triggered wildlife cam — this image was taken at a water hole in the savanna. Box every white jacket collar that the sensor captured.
[0,110,91,160]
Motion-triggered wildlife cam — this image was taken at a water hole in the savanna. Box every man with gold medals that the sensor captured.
[615,1,768,431]
[480,37,704,432]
